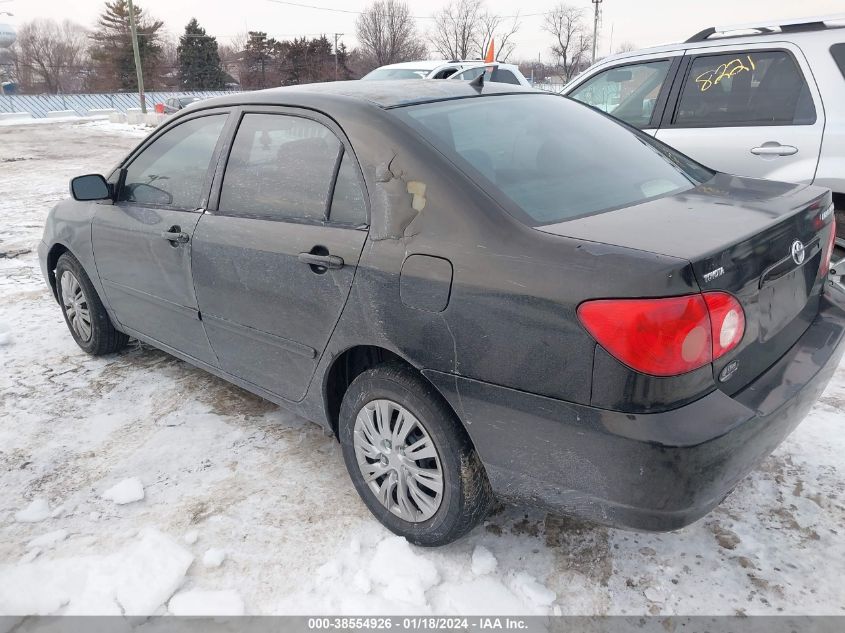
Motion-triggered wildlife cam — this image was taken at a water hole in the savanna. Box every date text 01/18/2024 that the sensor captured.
[307,618,530,630]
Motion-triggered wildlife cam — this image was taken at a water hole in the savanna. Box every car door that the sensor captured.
[565,54,683,134]
[92,109,230,365]
[192,108,369,401]
[655,44,824,183]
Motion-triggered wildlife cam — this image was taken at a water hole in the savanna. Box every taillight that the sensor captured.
[577,291,745,377]
[820,216,837,278]
[703,291,745,359]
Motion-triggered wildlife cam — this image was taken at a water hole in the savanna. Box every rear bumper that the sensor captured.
[424,285,845,531]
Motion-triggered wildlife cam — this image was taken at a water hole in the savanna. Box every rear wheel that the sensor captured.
[55,252,128,355]
[339,362,493,546]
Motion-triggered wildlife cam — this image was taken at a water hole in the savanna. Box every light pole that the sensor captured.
[333,33,343,81]
[126,0,146,113]
[591,0,603,64]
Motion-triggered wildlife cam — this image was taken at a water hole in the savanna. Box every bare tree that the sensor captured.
[431,0,484,61]
[476,10,520,62]
[616,41,637,53]
[543,3,592,81]
[355,0,426,69]
[219,31,248,87]
[12,18,88,93]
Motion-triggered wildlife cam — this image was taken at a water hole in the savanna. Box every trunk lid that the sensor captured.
[538,173,834,393]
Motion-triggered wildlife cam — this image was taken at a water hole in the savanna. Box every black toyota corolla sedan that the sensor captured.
[40,80,844,546]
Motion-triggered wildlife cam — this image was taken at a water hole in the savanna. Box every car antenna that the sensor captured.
[469,72,484,90]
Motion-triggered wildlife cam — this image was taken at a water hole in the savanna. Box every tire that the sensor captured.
[55,252,128,356]
[339,361,493,547]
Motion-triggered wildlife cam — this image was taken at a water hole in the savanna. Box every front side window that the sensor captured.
[120,114,227,209]
[673,50,816,126]
[568,60,671,128]
[219,113,342,221]
[395,94,712,226]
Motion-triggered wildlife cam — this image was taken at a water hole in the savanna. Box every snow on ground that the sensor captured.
[1,120,844,616]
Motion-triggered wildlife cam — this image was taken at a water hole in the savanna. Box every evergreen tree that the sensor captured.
[89,0,164,92]
[241,31,278,89]
[177,18,225,90]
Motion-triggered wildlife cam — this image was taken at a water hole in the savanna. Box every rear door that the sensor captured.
[92,109,230,365]
[655,43,824,183]
[192,108,369,401]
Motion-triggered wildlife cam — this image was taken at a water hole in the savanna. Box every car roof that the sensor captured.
[452,62,520,71]
[591,16,845,66]
[199,79,538,111]
[373,60,461,71]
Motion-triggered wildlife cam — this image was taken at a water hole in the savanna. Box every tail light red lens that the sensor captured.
[577,291,745,377]
[820,216,837,278]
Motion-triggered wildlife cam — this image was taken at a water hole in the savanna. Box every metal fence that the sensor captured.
[0,91,238,118]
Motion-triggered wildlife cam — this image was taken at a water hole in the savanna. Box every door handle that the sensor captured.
[750,143,798,157]
[161,226,190,244]
[298,252,344,270]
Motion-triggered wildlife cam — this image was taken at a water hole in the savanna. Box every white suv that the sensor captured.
[361,60,477,81]
[562,15,845,261]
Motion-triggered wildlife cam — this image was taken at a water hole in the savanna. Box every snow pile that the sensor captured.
[0,528,193,615]
[471,545,497,576]
[183,530,199,545]
[102,478,145,505]
[274,531,557,615]
[14,499,51,523]
[202,548,226,568]
[168,589,245,616]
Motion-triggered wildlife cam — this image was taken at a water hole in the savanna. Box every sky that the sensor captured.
[1,0,844,62]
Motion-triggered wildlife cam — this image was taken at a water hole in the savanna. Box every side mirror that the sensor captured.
[70,174,111,201]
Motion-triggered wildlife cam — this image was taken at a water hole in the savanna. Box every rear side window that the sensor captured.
[832,44,845,79]
[395,94,712,225]
[568,60,672,128]
[673,50,816,127]
[120,114,227,209]
[492,69,520,85]
[329,151,367,225]
[452,67,519,85]
[219,114,341,221]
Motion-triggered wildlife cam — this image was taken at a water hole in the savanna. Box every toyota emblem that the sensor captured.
[790,240,805,265]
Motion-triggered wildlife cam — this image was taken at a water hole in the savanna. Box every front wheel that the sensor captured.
[55,252,128,355]
[339,362,493,547]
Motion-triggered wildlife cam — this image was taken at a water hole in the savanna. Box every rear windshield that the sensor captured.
[362,68,429,80]
[393,93,713,225]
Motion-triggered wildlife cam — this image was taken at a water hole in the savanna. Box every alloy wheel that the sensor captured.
[353,399,444,522]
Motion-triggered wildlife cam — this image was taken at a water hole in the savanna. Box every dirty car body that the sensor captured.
[40,80,845,542]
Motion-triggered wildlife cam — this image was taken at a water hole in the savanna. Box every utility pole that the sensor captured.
[591,0,603,64]
[126,0,146,113]
[333,33,343,81]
